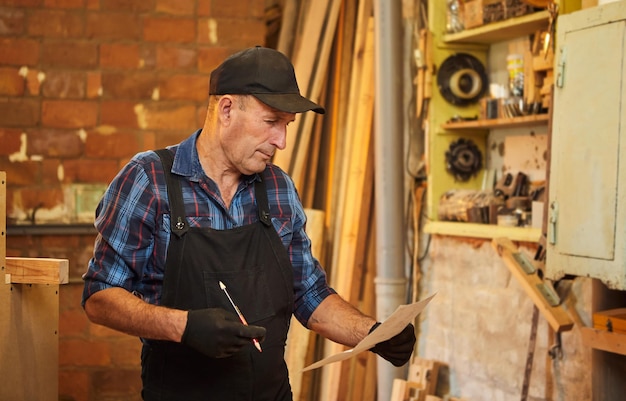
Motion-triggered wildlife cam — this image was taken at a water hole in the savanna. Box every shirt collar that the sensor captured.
[171,129,260,186]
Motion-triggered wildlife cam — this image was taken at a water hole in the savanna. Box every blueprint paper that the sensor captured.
[302,293,436,372]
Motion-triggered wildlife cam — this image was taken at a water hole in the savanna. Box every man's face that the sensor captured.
[224,96,296,175]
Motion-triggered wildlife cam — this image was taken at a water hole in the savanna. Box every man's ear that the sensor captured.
[218,95,234,125]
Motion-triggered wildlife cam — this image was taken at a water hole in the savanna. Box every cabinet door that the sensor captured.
[547,2,626,289]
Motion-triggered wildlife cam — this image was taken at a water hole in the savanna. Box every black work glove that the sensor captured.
[369,322,416,367]
[181,308,266,358]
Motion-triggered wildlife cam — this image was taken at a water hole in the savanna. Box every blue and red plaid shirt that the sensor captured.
[82,130,335,327]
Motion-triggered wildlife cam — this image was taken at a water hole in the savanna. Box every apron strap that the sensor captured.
[254,174,272,227]
[155,148,189,238]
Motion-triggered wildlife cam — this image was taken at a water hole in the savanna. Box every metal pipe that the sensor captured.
[373,0,408,400]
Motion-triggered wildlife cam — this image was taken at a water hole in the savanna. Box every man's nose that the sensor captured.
[272,126,288,150]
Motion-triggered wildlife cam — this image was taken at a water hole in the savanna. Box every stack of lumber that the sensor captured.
[274,1,380,400]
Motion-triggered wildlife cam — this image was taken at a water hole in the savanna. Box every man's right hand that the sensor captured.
[181,308,266,358]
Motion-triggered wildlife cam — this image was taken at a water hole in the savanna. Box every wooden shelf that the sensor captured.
[442,114,549,130]
[581,327,626,356]
[424,221,541,242]
[443,10,550,44]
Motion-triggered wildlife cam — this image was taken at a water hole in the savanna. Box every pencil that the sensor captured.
[219,281,263,352]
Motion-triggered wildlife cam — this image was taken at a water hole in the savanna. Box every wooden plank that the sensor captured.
[348,208,377,401]
[321,16,375,401]
[491,237,573,332]
[581,327,626,356]
[6,257,69,285]
[286,208,325,401]
[331,0,373,245]
[272,0,332,177]
[289,0,343,192]
[323,0,359,232]
[276,0,300,58]
[593,308,626,334]
[424,221,541,242]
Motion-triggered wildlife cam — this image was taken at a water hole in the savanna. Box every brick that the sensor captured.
[41,70,86,99]
[87,71,101,98]
[0,38,39,66]
[142,131,156,151]
[0,7,25,35]
[5,235,37,252]
[41,41,98,69]
[197,17,217,45]
[101,0,155,12]
[153,131,191,149]
[143,16,195,43]
[60,282,88,312]
[0,128,23,156]
[197,0,210,16]
[85,12,141,40]
[27,9,84,38]
[197,46,230,73]
[156,46,196,70]
[59,309,89,337]
[59,338,111,366]
[0,159,40,186]
[0,0,42,7]
[100,43,140,69]
[109,336,143,366]
[59,370,91,401]
[28,128,83,157]
[212,18,266,47]
[42,100,98,128]
[84,131,140,158]
[139,45,157,69]
[211,0,262,18]
[100,100,139,128]
[159,74,208,102]
[92,368,142,398]
[156,0,194,15]
[19,187,65,210]
[135,102,197,130]
[101,72,157,100]
[0,66,25,96]
[41,158,62,185]
[62,159,121,183]
[44,0,86,8]
[0,98,40,127]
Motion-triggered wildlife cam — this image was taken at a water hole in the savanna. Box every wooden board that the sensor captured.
[0,172,62,401]
[273,0,338,183]
[593,308,626,334]
[321,15,375,401]
[581,327,626,356]
[6,257,69,284]
[286,209,325,400]
[491,237,573,332]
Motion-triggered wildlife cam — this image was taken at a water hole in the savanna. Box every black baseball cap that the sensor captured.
[209,46,325,114]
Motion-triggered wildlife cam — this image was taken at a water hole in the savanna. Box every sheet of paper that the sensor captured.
[302,293,436,372]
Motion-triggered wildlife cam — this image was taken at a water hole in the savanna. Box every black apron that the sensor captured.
[141,149,294,401]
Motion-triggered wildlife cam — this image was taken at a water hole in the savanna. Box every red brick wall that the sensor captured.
[2,1,267,400]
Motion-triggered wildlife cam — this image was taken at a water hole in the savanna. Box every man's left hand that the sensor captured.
[369,322,416,366]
